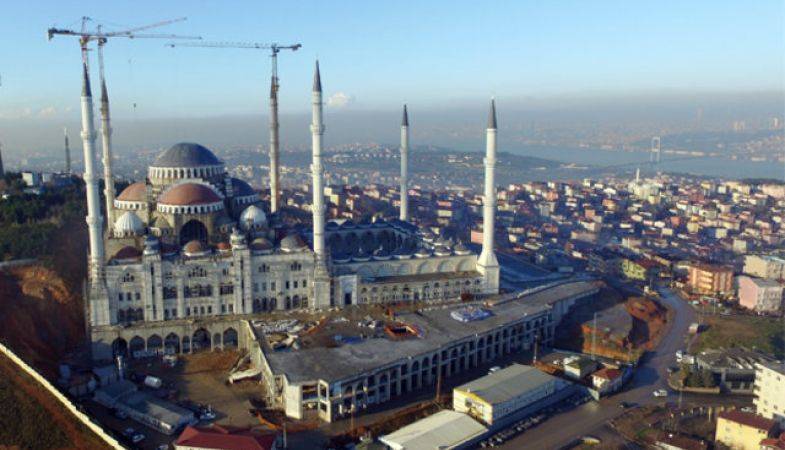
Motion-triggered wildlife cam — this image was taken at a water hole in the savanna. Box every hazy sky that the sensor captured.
[0,0,782,124]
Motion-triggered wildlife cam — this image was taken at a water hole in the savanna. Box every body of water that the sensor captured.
[505,145,785,180]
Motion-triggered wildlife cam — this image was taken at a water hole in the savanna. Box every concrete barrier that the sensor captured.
[0,342,126,449]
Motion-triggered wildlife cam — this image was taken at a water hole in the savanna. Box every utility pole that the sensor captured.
[167,41,301,214]
[592,312,598,360]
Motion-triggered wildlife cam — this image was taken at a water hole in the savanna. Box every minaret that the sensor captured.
[477,99,500,294]
[99,80,116,228]
[79,63,106,284]
[311,61,326,260]
[269,75,281,213]
[399,104,410,222]
[64,127,72,174]
[310,61,331,309]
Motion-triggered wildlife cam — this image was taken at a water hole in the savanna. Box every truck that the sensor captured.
[143,375,163,389]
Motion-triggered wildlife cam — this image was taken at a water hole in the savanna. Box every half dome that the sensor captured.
[114,211,144,236]
[159,183,223,206]
[116,182,147,202]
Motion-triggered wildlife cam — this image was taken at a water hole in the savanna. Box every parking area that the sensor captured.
[82,350,274,449]
[478,392,593,448]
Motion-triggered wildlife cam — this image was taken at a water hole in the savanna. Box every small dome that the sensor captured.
[332,252,352,263]
[159,183,222,206]
[372,247,391,260]
[239,205,268,230]
[453,242,471,255]
[117,182,147,202]
[280,234,307,252]
[393,246,414,259]
[152,143,221,168]
[250,237,274,254]
[114,211,144,236]
[434,245,452,257]
[341,220,356,229]
[230,178,256,197]
[326,221,340,230]
[113,246,142,261]
[415,247,432,258]
[183,240,209,257]
[216,241,231,252]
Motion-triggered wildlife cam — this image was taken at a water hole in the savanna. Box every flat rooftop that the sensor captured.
[454,364,559,405]
[380,409,487,450]
[257,279,600,384]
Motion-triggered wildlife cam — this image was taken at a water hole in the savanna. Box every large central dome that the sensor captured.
[152,143,222,168]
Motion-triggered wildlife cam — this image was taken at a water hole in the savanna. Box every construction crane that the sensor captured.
[167,41,302,214]
[48,16,201,69]
[48,17,201,231]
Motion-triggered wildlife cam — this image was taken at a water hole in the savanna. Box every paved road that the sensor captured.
[497,287,747,449]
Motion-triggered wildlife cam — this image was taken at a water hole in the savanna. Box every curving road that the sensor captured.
[497,286,733,449]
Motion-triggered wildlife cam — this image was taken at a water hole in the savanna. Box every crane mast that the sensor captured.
[48,17,201,234]
[167,41,302,214]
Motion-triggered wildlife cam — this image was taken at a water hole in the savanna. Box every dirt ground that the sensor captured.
[128,350,267,430]
[555,287,667,362]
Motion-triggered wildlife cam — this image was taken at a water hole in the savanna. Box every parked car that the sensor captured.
[131,432,145,444]
[488,366,502,374]
[653,389,668,397]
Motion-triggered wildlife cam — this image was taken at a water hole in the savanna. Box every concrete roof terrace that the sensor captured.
[256,279,601,384]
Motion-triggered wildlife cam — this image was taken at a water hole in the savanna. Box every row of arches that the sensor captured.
[251,295,307,312]
[353,258,475,279]
[327,230,409,254]
[149,165,223,180]
[111,327,239,358]
[330,318,552,418]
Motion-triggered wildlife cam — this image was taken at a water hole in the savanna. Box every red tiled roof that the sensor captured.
[593,368,622,380]
[718,410,777,431]
[175,425,276,450]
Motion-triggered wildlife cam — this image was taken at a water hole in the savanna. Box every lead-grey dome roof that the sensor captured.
[152,143,222,168]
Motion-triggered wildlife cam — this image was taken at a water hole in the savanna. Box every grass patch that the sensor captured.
[691,314,785,358]
[0,359,70,449]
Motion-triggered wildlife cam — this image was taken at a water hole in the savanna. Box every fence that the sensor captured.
[0,341,126,449]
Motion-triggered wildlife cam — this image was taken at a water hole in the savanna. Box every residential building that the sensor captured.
[696,348,775,394]
[687,263,734,297]
[591,367,623,395]
[563,357,599,380]
[738,276,784,313]
[745,255,785,281]
[755,362,785,425]
[715,410,777,450]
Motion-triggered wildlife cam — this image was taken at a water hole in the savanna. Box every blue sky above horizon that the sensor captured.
[0,0,782,121]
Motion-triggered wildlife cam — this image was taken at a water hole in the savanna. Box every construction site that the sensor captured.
[554,285,670,362]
